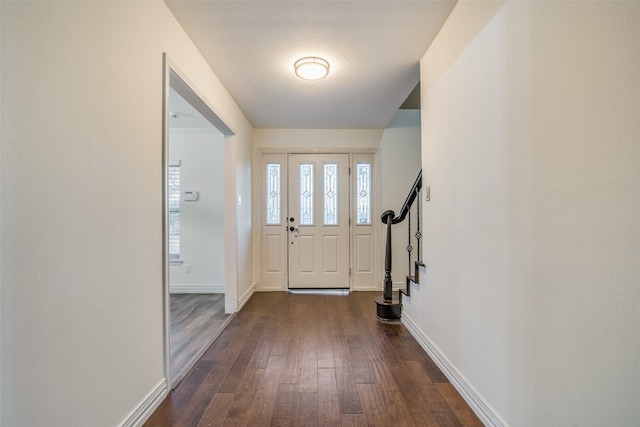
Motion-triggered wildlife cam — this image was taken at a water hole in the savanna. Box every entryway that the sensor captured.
[258,151,377,292]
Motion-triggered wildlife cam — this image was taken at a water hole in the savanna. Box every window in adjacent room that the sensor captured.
[168,162,181,262]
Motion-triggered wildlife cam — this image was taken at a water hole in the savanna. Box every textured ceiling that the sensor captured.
[165,1,456,129]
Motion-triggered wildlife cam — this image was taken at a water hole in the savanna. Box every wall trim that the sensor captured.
[119,379,168,427]
[170,283,224,293]
[401,312,508,427]
[258,286,287,292]
[353,286,382,292]
[238,283,255,310]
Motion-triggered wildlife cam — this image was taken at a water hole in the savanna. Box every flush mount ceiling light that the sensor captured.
[294,56,330,80]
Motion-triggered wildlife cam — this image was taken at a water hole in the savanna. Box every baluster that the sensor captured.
[415,188,421,263]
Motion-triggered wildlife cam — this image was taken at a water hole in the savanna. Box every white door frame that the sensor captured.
[255,148,380,292]
[162,54,238,388]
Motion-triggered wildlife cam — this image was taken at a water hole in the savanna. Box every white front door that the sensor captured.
[287,154,350,288]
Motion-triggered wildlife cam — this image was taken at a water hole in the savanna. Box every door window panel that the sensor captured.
[299,163,314,225]
[324,162,338,225]
[356,162,371,224]
[266,163,281,225]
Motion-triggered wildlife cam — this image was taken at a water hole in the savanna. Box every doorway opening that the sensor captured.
[163,56,237,388]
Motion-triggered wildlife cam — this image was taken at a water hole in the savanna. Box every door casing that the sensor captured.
[162,54,238,388]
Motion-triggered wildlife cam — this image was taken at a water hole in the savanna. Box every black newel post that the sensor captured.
[382,210,395,302]
[375,209,401,321]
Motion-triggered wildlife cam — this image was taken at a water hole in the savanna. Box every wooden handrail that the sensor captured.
[390,170,422,224]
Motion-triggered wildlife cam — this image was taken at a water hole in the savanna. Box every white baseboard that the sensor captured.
[352,285,382,292]
[238,283,255,309]
[401,312,508,427]
[257,286,286,292]
[170,283,224,293]
[119,379,168,427]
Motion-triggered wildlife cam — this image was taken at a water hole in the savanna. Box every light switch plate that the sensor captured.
[425,186,430,201]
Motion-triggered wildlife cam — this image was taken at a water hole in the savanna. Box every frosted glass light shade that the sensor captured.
[294,57,329,80]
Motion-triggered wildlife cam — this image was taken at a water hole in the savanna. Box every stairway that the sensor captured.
[375,260,425,321]
[375,170,424,322]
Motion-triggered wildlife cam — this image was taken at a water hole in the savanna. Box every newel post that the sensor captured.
[381,210,395,302]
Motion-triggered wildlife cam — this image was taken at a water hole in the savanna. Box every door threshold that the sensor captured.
[288,288,350,296]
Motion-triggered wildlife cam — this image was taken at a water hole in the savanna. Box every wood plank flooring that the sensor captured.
[148,292,483,427]
[170,293,232,387]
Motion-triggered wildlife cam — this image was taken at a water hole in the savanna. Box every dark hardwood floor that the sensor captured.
[148,291,483,427]
[171,293,232,386]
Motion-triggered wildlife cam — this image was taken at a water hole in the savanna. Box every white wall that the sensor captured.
[0,2,252,426]
[169,128,225,292]
[404,1,640,426]
[252,128,384,150]
[378,110,422,288]
[236,123,254,307]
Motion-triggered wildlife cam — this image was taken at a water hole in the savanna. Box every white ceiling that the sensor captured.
[165,0,456,129]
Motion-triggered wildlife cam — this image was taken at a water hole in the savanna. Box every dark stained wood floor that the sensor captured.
[147,292,483,427]
[171,293,232,387]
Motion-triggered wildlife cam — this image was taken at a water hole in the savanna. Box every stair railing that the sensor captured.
[380,169,422,302]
